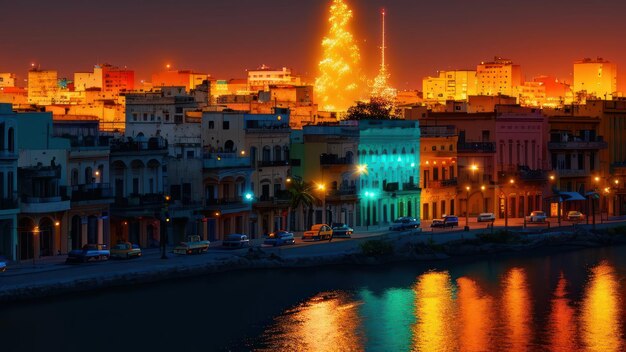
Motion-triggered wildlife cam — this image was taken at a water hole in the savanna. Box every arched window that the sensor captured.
[345,151,353,164]
[262,146,271,162]
[85,167,93,184]
[7,127,14,152]
[224,140,235,152]
[274,145,282,161]
[71,169,79,186]
[283,146,290,162]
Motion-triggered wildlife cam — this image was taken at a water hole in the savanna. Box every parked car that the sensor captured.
[331,223,353,238]
[110,242,142,259]
[477,213,496,222]
[263,231,295,246]
[303,224,333,241]
[0,258,6,272]
[173,235,210,255]
[66,244,110,263]
[223,234,250,248]
[567,211,585,222]
[389,217,420,231]
[431,215,459,228]
[526,210,547,223]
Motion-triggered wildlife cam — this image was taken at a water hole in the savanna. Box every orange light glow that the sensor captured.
[501,268,531,351]
[457,277,494,352]
[548,273,576,352]
[257,292,364,350]
[412,271,457,351]
[580,262,624,352]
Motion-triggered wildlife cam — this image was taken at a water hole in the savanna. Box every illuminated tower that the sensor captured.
[315,0,364,112]
[370,9,396,103]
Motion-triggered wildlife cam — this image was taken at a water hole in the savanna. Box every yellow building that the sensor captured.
[247,66,301,92]
[423,70,477,104]
[476,57,522,97]
[0,73,16,88]
[419,126,459,219]
[573,58,617,100]
[518,82,546,107]
[27,69,58,105]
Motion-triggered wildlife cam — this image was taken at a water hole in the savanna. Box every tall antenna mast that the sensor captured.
[381,9,386,71]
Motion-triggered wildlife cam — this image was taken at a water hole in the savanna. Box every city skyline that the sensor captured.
[3,0,626,91]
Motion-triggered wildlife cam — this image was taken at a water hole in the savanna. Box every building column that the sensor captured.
[97,217,104,244]
[202,220,208,241]
[81,217,88,246]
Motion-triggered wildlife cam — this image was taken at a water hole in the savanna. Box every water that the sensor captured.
[1,246,625,352]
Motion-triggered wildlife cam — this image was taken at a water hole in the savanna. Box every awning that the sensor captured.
[558,192,586,201]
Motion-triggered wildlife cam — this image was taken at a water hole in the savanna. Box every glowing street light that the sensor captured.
[356,164,368,175]
[465,186,471,231]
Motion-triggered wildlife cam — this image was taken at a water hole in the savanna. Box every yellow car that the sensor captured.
[110,242,142,259]
[302,224,333,241]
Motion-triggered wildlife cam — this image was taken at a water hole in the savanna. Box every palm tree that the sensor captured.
[286,179,318,231]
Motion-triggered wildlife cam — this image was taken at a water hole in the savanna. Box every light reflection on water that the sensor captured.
[256,262,625,352]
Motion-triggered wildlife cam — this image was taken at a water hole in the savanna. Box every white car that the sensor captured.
[526,210,547,223]
[477,213,496,222]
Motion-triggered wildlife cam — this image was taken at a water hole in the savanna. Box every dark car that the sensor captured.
[223,234,250,248]
[431,215,459,228]
[0,257,6,272]
[389,217,420,231]
[263,231,295,246]
[331,223,353,238]
[66,244,110,263]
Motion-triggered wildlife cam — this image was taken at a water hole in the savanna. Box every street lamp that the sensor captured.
[316,183,327,224]
[505,179,515,232]
[465,185,471,231]
[32,226,40,265]
[549,174,561,227]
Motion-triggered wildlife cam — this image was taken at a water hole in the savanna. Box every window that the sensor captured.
[186,150,195,158]
[143,113,147,121]
[223,121,230,130]
[208,121,214,129]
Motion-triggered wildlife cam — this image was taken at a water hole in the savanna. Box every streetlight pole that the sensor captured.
[550,174,561,227]
[465,185,470,231]
[505,178,515,232]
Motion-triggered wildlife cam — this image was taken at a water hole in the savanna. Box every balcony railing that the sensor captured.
[402,183,420,191]
[64,183,113,202]
[203,153,251,169]
[110,140,168,153]
[423,178,457,189]
[114,193,164,207]
[547,140,608,150]
[329,186,357,197]
[554,169,591,178]
[257,160,289,167]
[457,142,496,153]
[0,196,18,210]
[320,154,353,165]
[205,197,243,206]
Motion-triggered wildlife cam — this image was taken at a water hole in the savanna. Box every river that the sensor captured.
[1,246,625,352]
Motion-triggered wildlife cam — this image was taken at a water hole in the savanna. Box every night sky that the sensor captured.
[3,0,626,91]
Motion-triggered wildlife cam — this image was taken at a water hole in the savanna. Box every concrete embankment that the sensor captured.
[2,225,626,304]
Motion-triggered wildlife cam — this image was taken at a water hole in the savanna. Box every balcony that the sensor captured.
[114,193,164,208]
[110,139,168,153]
[204,197,251,214]
[457,142,496,153]
[423,178,457,189]
[554,169,591,178]
[402,183,420,191]
[320,154,353,165]
[257,160,289,168]
[0,196,18,211]
[64,183,114,203]
[20,195,70,213]
[547,140,608,150]
[255,191,291,207]
[203,153,251,169]
[0,150,18,160]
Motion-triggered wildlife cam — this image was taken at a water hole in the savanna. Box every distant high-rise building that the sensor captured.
[476,57,522,97]
[423,70,477,103]
[573,58,617,99]
[101,64,134,94]
[247,66,300,92]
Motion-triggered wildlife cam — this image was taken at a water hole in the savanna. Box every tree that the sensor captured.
[286,179,318,231]
[315,0,364,111]
[345,97,399,120]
